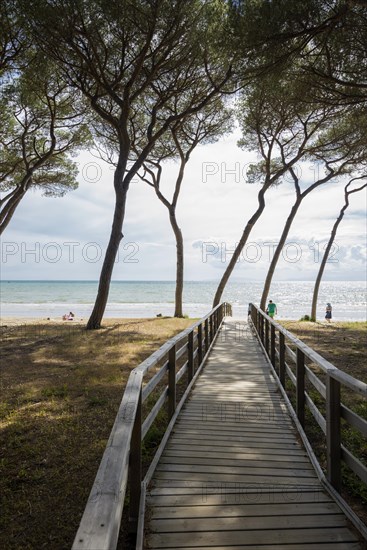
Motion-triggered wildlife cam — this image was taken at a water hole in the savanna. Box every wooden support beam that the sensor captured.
[129,387,142,533]
[326,375,341,491]
[279,332,285,387]
[168,345,176,419]
[296,348,305,427]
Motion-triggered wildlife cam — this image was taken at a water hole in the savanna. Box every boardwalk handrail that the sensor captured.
[248,303,367,496]
[72,302,232,550]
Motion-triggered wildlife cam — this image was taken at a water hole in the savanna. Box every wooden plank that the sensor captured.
[326,375,341,490]
[296,348,305,427]
[341,403,367,436]
[187,331,194,382]
[148,486,326,498]
[142,387,168,439]
[151,502,346,520]
[341,445,367,483]
[170,433,303,447]
[158,456,314,470]
[146,527,359,547]
[175,360,188,383]
[164,443,308,458]
[146,544,362,550]
[176,420,294,430]
[155,463,317,478]
[172,425,296,439]
[197,323,203,364]
[176,341,188,360]
[305,364,326,398]
[279,332,285,387]
[178,410,293,421]
[146,492,334,508]
[142,360,168,402]
[168,345,176,419]
[305,392,326,434]
[162,448,309,462]
[149,513,348,532]
[170,419,295,433]
[153,471,319,485]
[180,406,291,415]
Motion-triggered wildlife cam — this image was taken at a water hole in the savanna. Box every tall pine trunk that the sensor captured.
[169,209,184,318]
[260,197,302,310]
[87,161,128,329]
[213,184,268,307]
[310,212,345,321]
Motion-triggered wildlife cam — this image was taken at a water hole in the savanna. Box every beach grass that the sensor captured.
[0,317,193,550]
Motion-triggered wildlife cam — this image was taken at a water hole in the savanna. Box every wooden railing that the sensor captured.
[248,303,367,497]
[72,302,232,550]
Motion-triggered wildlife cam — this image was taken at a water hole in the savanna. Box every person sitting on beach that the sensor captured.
[62,312,75,321]
[325,303,332,322]
[266,300,277,319]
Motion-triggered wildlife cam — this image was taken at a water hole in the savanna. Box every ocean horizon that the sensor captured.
[0,280,366,321]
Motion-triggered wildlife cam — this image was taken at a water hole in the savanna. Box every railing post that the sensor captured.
[265,319,269,355]
[188,331,194,383]
[205,318,209,351]
[168,345,176,419]
[326,375,341,491]
[257,309,261,336]
[209,314,214,342]
[129,387,142,533]
[270,324,276,366]
[198,324,203,365]
[252,306,257,328]
[279,332,285,387]
[296,349,305,427]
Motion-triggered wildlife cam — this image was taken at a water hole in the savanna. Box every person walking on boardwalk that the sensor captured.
[266,300,277,318]
[325,303,332,322]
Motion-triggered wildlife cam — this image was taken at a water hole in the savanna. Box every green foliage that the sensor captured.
[0,60,89,195]
[0,43,91,231]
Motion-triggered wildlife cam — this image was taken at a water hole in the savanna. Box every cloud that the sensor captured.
[1,136,366,282]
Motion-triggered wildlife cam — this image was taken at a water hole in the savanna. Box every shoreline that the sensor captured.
[1,316,366,327]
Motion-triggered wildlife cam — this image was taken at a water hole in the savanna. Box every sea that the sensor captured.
[0,280,366,321]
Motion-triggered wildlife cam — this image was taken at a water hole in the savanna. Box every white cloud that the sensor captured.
[1,133,366,282]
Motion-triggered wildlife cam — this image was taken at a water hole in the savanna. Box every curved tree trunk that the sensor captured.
[213,184,268,307]
[260,197,302,310]
[0,187,28,235]
[310,178,367,320]
[310,213,345,321]
[87,163,128,329]
[169,209,184,317]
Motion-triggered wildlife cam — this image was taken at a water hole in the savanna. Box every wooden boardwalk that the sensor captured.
[144,318,362,549]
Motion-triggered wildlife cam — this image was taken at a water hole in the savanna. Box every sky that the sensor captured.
[1,129,366,282]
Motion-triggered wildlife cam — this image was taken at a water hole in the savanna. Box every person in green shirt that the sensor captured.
[266,300,277,318]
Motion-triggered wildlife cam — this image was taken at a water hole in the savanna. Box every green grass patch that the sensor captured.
[0,317,193,550]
